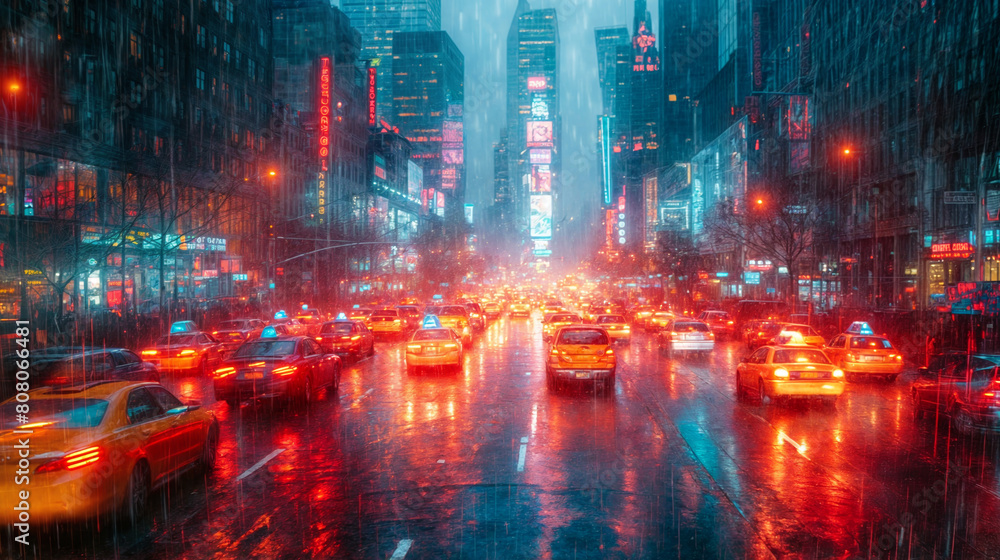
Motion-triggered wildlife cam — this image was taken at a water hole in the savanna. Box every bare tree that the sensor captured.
[704,185,829,305]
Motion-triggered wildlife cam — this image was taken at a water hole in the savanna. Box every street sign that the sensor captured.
[743,271,761,285]
[944,191,976,204]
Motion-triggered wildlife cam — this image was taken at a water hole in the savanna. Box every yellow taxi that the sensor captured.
[348,306,373,326]
[594,314,631,341]
[545,325,617,391]
[141,330,224,375]
[509,302,531,317]
[736,340,845,405]
[542,312,582,342]
[406,316,464,374]
[644,311,675,332]
[769,323,825,347]
[424,304,473,346]
[823,322,903,381]
[0,381,218,524]
[368,308,407,338]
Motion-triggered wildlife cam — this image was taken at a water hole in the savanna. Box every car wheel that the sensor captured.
[953,406,975,436]
[545,369,556,391]
[125,461,151,525]
[735,372,744,400]
[329,365,341,394]
[198,357,207,377]
[885,374,898,384]
[910,390,926,419]
[604,374,615,392]
[367,343,376,357]
[200,422,220,473]
[757,379,768,405]
[298,375,313,406]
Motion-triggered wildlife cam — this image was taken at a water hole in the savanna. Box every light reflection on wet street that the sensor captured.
[14,313,1000,559]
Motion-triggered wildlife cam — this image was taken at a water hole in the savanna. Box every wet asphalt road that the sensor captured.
[8,313,1000,559]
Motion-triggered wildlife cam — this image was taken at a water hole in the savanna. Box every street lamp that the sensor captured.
[842,147,878,307]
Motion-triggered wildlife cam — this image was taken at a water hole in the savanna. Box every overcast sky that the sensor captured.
[440,0,658,218]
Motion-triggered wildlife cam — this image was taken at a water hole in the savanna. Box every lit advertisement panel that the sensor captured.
[464,203,474,225]
[526,121,553,147]
[407,161,422,200]
[606,209,616,248]
[443,121,463,144]
[422,188,433,214]
[531,98,549,119]
[530,195,553,239]
[527,76,547,90]
[644,176,658,248]
[367,67,377,126]
[436,191,445,217]
[442,149,463,165]
[440,167,457,190]
[530,149,551,165]
[317,56,332,224]
[600,116,612,205]
[617,196,626,245]
[530,165,551,193]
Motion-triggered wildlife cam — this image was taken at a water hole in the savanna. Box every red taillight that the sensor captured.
[315,336,323,341]
[272,365,298,377]
[36,446,101,473]
[214,366,235,379]
[351,335,361,341]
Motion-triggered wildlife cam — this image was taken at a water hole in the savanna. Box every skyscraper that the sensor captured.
[506,1,559,260]
[341,0,442,127]
[391,31,464,222]
[595,26,631,118]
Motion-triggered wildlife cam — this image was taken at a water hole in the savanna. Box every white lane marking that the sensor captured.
[517,436,528,472]
[778,431,808,454]
[352,388,375,407]
[236,449,285,481]
[390,539,413,559]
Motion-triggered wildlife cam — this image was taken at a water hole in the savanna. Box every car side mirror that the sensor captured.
[167,405,196,415]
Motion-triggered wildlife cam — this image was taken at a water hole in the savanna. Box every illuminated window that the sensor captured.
[195,69,205,90]
[223,42,230,63]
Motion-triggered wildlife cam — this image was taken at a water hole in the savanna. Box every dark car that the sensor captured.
[912,353,1000,434]
[213,333,341,406]
[316,319,375,359]
[3,348,159,398]
[462,302,486,332]
[212,318,266,355]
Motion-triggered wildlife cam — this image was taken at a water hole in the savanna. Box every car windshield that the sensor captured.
[321,323,354,334]
[674,322,710,333]
[413,329,451,341]
[0,398,109,429]
[371,310,398,317]
[772,349,832,364]
[597,315,626,323]
[439,306,468,316]
[558,330,608,345]
[552,314,580,323]
[234,340,297,357]
[783,325,818,335]
[217,321,246,330]
[850,337,893,349]
[156,334,198,346]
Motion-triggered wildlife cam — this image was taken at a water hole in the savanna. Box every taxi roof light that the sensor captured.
[422,315,443,329]
[261,326,279,338]
[170,320,198,333]
[274,310,288,320]
[336,312,348,320]
[845,321,875,335]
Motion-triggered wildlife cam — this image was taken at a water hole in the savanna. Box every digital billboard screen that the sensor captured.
[436,191,445,217]
[407,161,422,200]
[530,195,553,239]
[464,203,474,225]
[443,121,463,144]
[442,149,463,165]
[526,121,553,147]
[530,165,551,193]
[529,149,551,165]
[527,76,547,90]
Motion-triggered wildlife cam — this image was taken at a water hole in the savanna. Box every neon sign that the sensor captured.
[367,67,377,126]
[930,242,974,260]
[527,76,547,90]
[317,57,331,223]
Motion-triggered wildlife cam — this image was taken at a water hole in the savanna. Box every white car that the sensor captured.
[657,320,715,357]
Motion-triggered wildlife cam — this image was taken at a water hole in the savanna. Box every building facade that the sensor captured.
[341,0,441,127]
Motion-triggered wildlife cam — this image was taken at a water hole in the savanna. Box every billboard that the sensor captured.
[436,190,445,217]
[464,203,474,225]
[606,209,616,248]
[617,196,626,245]
[407,161,422,200]
[530,195,553,239]
[644,176,658,247]
[531,98,549,119]
[527,76,547,90]
[442,149,463,165]
[526,121,553,147]
[529,149,551,165]
[443,120,463,144]
[530,165,551,193]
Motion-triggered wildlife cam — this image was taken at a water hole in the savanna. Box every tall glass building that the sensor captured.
[340,0,442,126]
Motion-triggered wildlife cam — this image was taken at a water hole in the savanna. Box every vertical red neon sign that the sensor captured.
[317,57,331,221]
[367,67,377,126]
